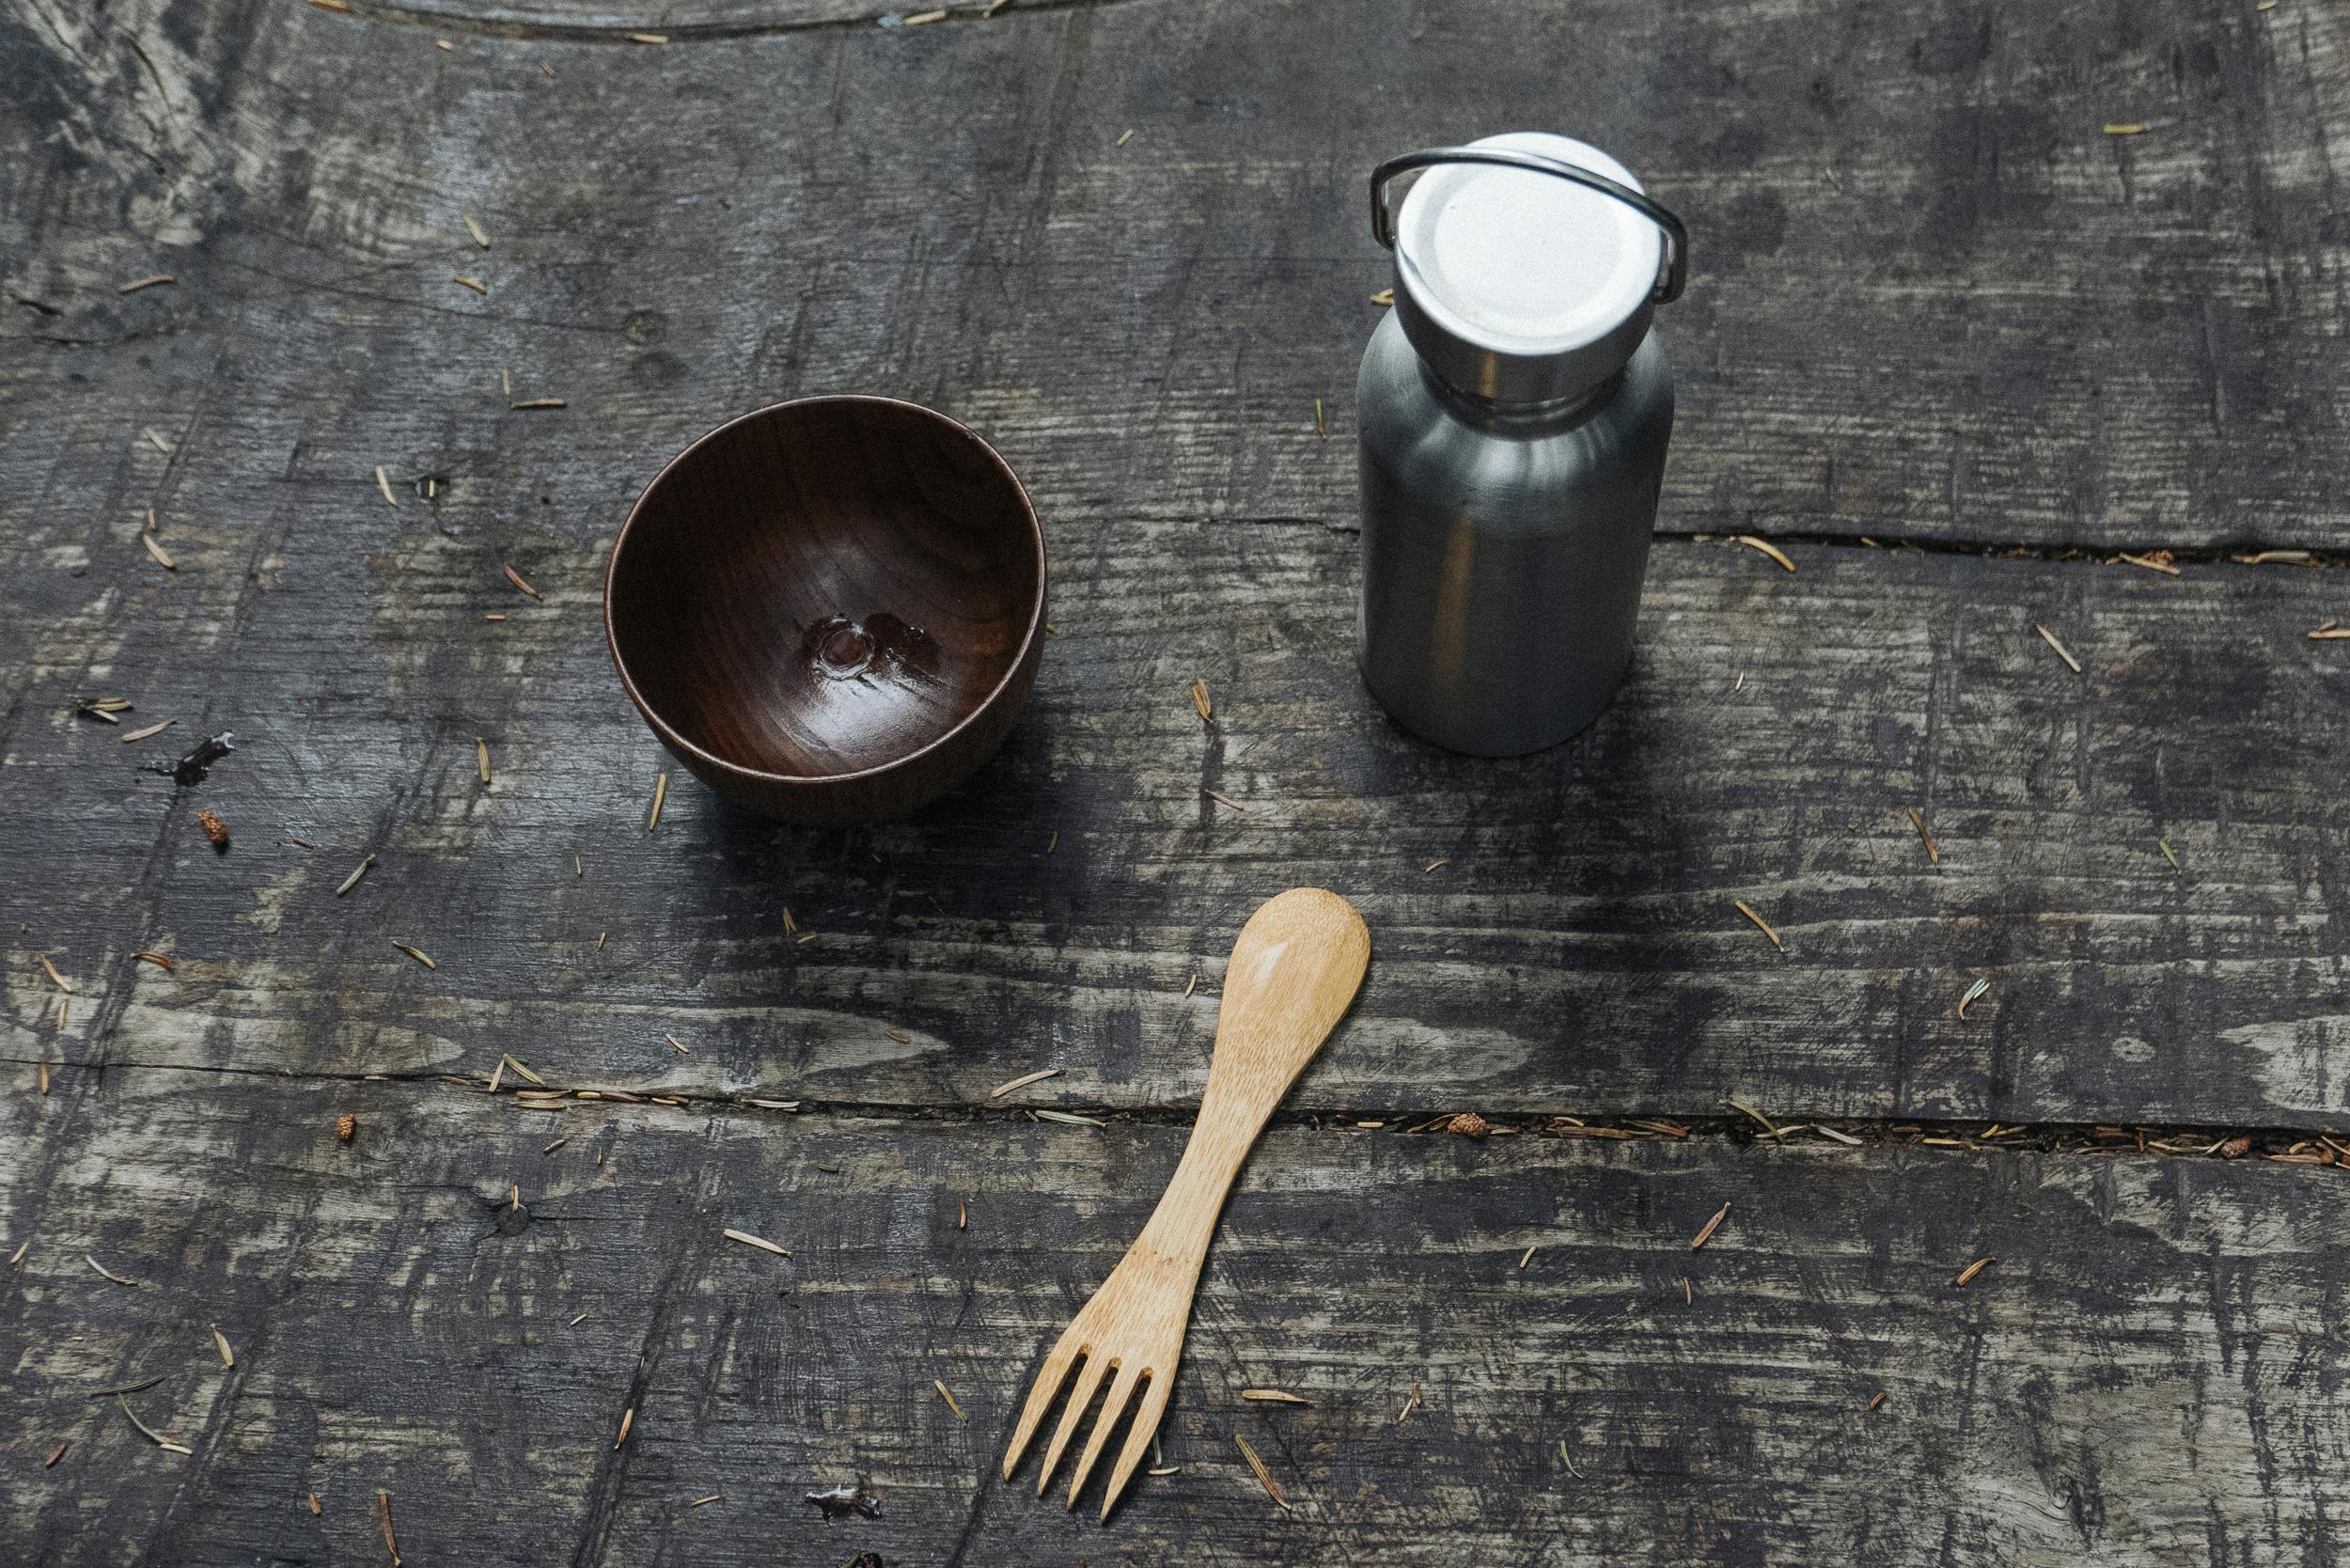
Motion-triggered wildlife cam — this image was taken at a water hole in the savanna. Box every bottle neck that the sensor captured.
[1418,354,1624,431]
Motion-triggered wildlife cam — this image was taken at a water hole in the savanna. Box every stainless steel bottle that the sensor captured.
[1356,133,1687,756]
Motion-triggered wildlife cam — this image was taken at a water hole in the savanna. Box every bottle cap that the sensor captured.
[1373,133,1684,406]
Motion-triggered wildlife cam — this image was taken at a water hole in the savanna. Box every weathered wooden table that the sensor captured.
[6,0,2348,1561]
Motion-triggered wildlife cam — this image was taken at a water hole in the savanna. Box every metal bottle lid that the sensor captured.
[1371,133,1687,407]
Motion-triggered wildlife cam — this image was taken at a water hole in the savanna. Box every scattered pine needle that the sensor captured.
[615,1408,634,1449]
[958,1200,967,1230]
[119,719,177,745]
[141,530,177,570]
[308,1493,321,1514]
[988,1067,1061,1099]
[2103,121,2147,135]
[374,465,399,507]
[87,1253,144,1286]
[2309,621,2350,641]
[509,398,567,410]
[2033,621,2083,673]
[1190,677,1213,723]
[501,1054,545,1086]
[1424,858,1449,871]
[1234,1434,1289,1510]
[2117,552,2181,576]
[336,853,375,896]
[1033,1108,1105,1127]
[1314,397,1327,437]
[723,1228,791,1258]
[118,274,176,294]
[379,1491,400,1564]
[40,956,74,994]
[145,428,174,454]
[1690,1202,1730,1251]
[933,1379,965,1420]
[45,1441,68,1467]
[1396,1382,1420,1423]
[1868,1389,1887,1412]
[391,942,436,970]
[503,564,542,599]
[648,771,669,831]
[453,274,487,295]
[1242,1388,1308,1404]
[1559,1436,1584,1478]
[1906,808,1939,866]
[1731,535,1795,572]
[690,1494,721,1506]
[1115,126,1135,146]
[1183,974,1198,998]
[2159,839,2182,872]
[1202,788,1247,813]
[462,212,491,248]
[1721,1098,1780,1137]
[1957,977,1990,1017]
[1370,288,1395,306]
[1954,1257,1994,1288]
[628,29,667,41]
[1731,900,1784,952]
[212,1325,234,1366]
[478,739,492,784]
[118,1396,188,1453]
[665,1032,690,1055]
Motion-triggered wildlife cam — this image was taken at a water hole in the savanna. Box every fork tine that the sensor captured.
[1064,1362,1142,1510]
[1035,1352,1113,1495]
[1097,1371,1173,1522]
[1000,1327,1084,1481]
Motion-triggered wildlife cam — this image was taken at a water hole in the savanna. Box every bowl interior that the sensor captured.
[608,399,1043,781]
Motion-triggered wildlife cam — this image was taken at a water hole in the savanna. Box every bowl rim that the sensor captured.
[603,394,1047,792]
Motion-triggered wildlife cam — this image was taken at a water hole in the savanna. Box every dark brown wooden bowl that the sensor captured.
[605,397,1046,825]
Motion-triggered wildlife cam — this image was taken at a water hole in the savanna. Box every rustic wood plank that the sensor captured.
[4,0,2347,552]
[8,526,2349,1127]
[5,1070,2344,1565]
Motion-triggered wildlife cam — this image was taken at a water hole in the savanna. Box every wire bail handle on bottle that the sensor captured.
[1371,147,1689,306]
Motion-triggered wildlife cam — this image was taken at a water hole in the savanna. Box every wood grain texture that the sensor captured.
[6,530,2347,1127]
[4,0,2347,552]
[1003,887,1369,1515]
[7,1069,2348,1567]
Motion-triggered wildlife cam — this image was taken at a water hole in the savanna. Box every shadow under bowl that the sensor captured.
[604,396,1047,825]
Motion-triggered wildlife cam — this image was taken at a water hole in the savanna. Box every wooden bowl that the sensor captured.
[604,397,1047,825]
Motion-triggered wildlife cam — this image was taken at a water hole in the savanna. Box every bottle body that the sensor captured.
[1355,309,1674,756]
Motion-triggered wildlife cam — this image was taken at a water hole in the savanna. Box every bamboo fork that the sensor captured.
[1001,887,1371,1518]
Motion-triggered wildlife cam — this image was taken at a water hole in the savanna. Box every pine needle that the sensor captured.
[723,1228,791,1258]
[1690,1202,1730,1250]
[933,1379,965,1419]
[1731,900,1784,952]
[1731,535,1795,572]
[1234,1434,1289,1510]
[2033,621,2083,673]
[988,1067,1061,1099]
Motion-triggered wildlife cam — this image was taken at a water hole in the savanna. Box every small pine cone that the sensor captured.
[196,809,228,848]
[336,1112,356,1143]
[1447,1111,1490,1139]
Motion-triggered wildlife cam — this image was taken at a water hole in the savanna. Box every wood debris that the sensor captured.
[1242,1388,1308,1404]
[391,942,436,970]
[1906,808,1939,866]
[1730,534,1795,572]
[118,1395,190,1454]
[988,1067,1061,1099]
[120,719,177,745]
[87,1252,143,1286]
[723,1228,791,1258]
[462,212,491,248]
[1234,1433,1289,1510]
[118,274,177,294]
[933,1379,965,1419]
[1953,1257,1994,1288]
[1190,677,1213,723]
[379,1492,400,1563]
[1731,900,1784,952]
[2032,621,2083,673]
[1690,1202,1730,1250]
[2217,1134,2254,1159]
[648,771,669,830]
